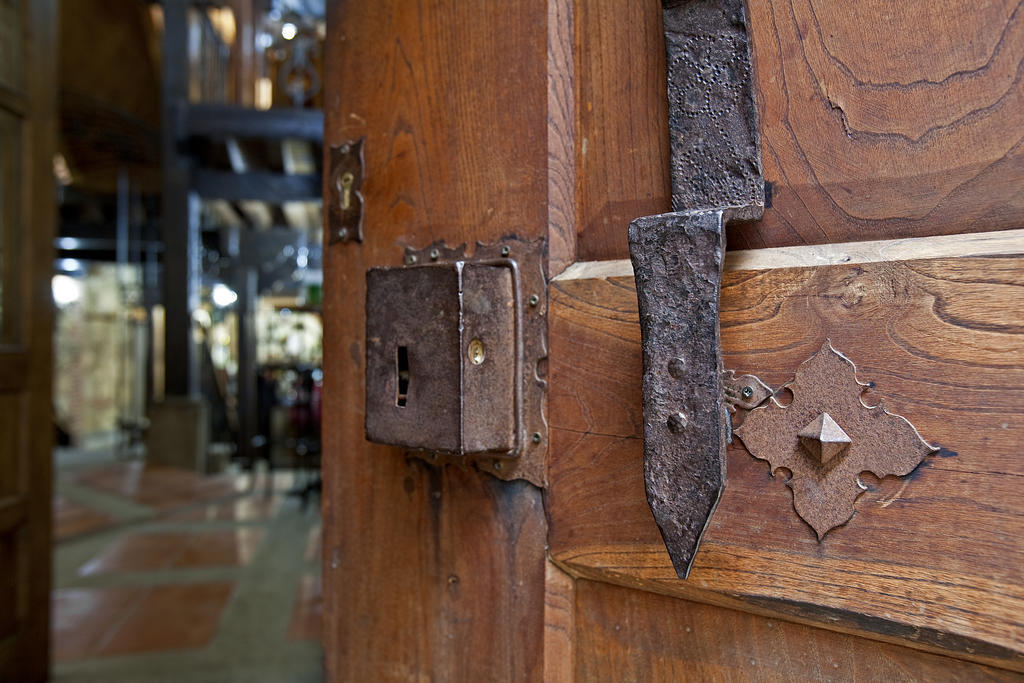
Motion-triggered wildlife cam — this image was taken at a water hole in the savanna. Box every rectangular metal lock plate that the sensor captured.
[364,239,547,485]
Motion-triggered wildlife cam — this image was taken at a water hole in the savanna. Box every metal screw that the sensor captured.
[406,253,418,265]
[429,248,440,261]
[501,246,511,257]
[529,294,539,307]
[531,432,542,444]
[339,144,350,154]
[337,227,349,241]
[741,386,754,399]
[667,412,688,434]
[667,357,686,379]
[494,461,502,470]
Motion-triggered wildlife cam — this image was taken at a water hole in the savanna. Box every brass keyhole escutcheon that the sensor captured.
[468,339,485,365]
[338,171,355,210]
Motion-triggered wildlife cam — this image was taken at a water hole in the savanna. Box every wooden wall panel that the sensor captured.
[572,0,1024,259]
[547,254,1024,671]
[322,1,552,680]
[574,580,1022,681]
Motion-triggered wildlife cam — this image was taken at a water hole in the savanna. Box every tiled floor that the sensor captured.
[52,458,323,682]
[54,495,116,540]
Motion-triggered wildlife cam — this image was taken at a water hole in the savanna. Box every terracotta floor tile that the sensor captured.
[78,528,266,576]
[52,586,148,662]
[54,495,115,540]
[173,527,265,568]
[95,582,235,657]
[74,463,238,510]
[162,495,283,522]
[287,574,322,642]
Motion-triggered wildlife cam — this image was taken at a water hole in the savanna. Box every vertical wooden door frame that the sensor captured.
[0,0,56,680]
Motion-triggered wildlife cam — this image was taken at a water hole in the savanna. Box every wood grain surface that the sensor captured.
[574,579,1024,681]
[322,1,553,680]
[548,255,1024,671]
[0,1,57,680]
[573,0,1024,259]
[575,0,671,262]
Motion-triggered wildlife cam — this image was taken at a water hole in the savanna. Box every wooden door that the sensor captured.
[0,1,57,681]
[322,0,1024,679]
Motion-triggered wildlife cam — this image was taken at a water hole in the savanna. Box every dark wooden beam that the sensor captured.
[192,169,321,201]
[186,104,323,141]
[161,0,199,397]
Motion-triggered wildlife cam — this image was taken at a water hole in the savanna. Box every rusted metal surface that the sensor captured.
[365,266,462,451]
[662,0,763,213]
[364,238,548,486]
[461,263,517,453]
[735,342,937,539]
[628,0,763,579]
[328,138,364,244]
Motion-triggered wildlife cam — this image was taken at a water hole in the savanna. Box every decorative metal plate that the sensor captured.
[735,342,938,538]
[328,138,365,244]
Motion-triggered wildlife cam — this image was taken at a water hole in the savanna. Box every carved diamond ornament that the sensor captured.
[735,341,937,539]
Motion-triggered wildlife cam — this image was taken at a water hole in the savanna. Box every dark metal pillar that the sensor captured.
[162,0,201,397]
[236,266,258,467]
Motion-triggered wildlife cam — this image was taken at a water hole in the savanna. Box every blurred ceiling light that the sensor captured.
[281,22,298,40]
[52,275,82,307]
[57,258,83,274]
[212,283,238,307]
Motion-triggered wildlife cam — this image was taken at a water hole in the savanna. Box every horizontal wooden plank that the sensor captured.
[191,170,321,202]
[0,496,27,534]
[186,105,323,141]
[575,579,1023,681]
[0,351,28,392]
[557,228,1024,280]
[548,255,1024,670]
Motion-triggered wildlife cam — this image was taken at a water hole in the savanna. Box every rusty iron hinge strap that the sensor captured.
[628,0,763,579]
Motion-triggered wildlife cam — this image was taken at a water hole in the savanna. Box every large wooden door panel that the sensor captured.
[324,0,1024,679]
[575,0,1024,260]
[548,241,1024,670]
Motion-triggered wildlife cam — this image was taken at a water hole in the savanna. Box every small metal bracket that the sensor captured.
[735,342,938,538]
[628,0,763,579]
[364,237,548,486]
[328,138,365,244]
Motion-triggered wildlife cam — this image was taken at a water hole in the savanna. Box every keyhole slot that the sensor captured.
[339,171,354,210]
[396,346,410,407]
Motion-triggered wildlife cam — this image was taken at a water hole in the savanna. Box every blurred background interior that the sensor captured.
[44,0,327,679]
